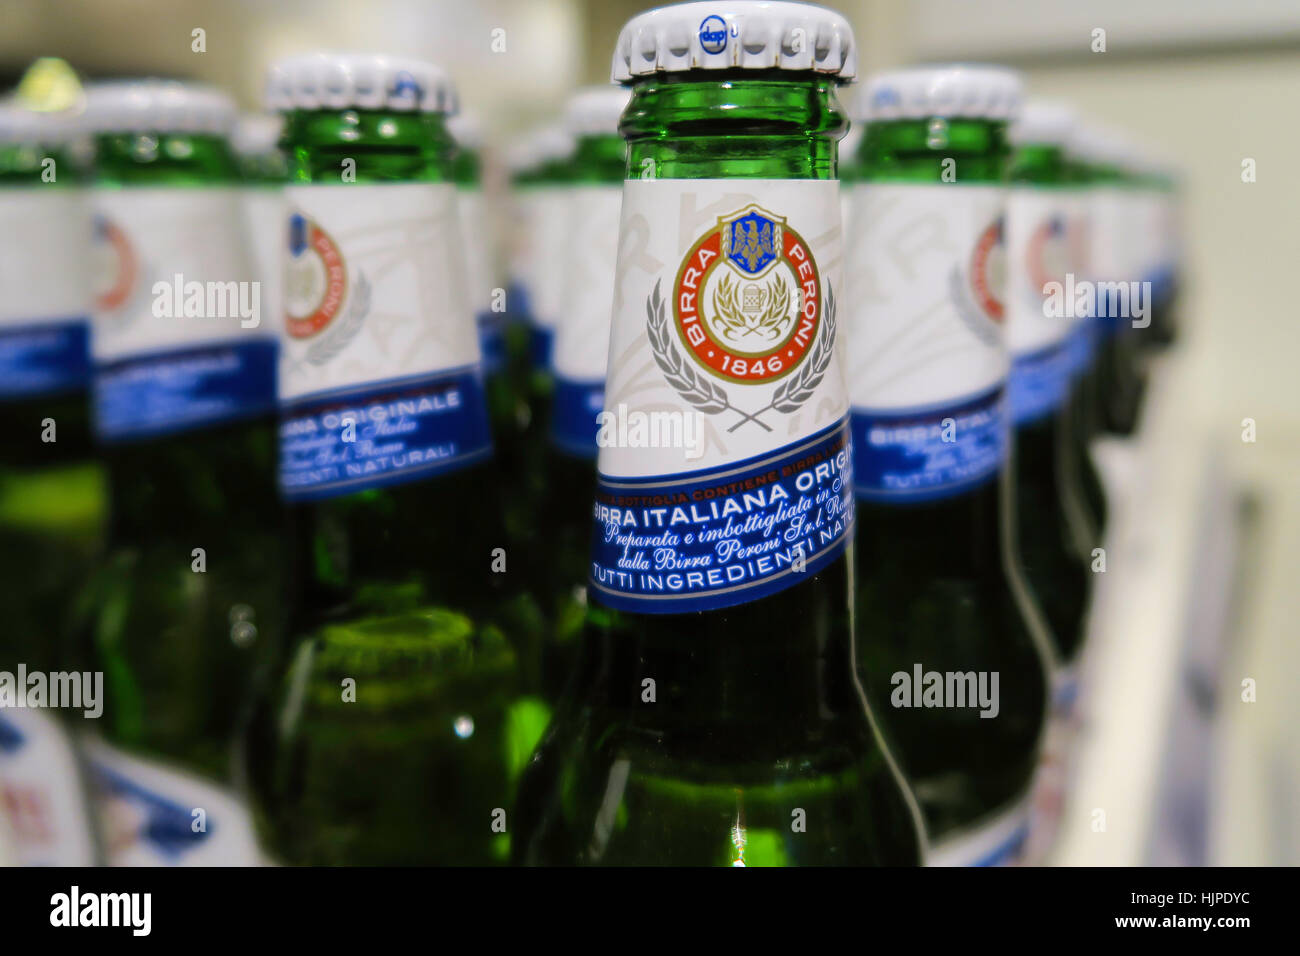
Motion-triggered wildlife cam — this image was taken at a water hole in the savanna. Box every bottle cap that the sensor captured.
[563,86,631,137]
[0,99,83,145]
[83,79,237,134]
[265,52,458,115]
[448,110,485,150]
[1008,98,1075,146]
[612,1,856,83]
[231,112,283,157]
[857,64,1023,122]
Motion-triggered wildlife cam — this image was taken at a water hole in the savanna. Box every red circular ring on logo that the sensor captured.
[970,218,1005,322]
[95,220,136,312]
[672,222,821,385]
[287,221,347,340]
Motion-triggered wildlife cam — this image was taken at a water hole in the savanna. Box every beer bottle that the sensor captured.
[843,65,1052,865]
[245,53,543,865]
[1077,125,1146,436]
[543,86,627,700]
[0,101,101,866]
[1005,100,1094,666]
[514,1,923,866]
[81,80,276,865]
[449,110,516,444]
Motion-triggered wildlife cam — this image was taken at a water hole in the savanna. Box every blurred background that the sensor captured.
[2,0,1297,865]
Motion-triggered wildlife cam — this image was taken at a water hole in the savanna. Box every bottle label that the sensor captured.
[84,739,263,866]
[591,179,852,614]
[1006,188,1075,425]
[278,182,490,501]
[0,711,98,865]
[0,188,93,399]
[511,185,570,361]
[455,185,505,372]
[844,183,1009,500]
[1087,185,1137,335]
[90,187,276,441]
[552,184,622,457]
[927,796,1032,867]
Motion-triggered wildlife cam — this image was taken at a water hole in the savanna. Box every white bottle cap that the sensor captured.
[563,86,631,138]
[612,1,856,83]
[83,79,237,135]
[857,64,1024,122]
[265,52,458,115]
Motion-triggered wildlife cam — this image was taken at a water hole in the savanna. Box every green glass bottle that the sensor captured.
[1076,124,1146,437]
[542,86,628,701]
[1004,101,1096,668]
[843,66,1052,865]
[81,80,277,865]
[1058,138,1108,539]
[449,111,517,449]
[243,53,545,865]
[513,1,923,867]
[0,102,102,866]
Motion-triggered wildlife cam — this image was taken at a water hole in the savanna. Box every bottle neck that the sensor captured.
[571,133,624,184]
[622,70,846,180]
[92,132,237,186]
[1008,142,1067,186]
[0,143,78,186]
[852,117,1009,183]
[282,108,454,183]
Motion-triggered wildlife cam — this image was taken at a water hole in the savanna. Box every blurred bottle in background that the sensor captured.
[1005,100,1095,680]
[1077,124,1147,437]
[541,85,626,702]
[0,95,102,865]
[80,79,276,865]
[843,65,1052,866]
[244,53,545,865]
[449,110,517,449]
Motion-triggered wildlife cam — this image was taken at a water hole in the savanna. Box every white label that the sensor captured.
[553,184,623,383]
[280,182,479,403]
[91,187,258,362]
[241,186,286,340]
[843,183,1008,410]
[589,179,853,615]
[926,795,1032,867]
[600,178,847,478]
[0,710,98,865]
[0,188,93,325]
[1005,187,1074,357]
[1087,185,1138,283]
[516,186,574,333]
[456,186,494,315]
[85,739,263,867]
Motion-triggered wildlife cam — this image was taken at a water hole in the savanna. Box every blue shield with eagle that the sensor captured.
[723,209,782,276]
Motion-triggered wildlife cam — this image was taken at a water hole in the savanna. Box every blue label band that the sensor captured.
[93,339,277,442]
[851,387,1006,502]
[90,761,215,862]
[1009,341,1073,426]
[1067,319,1096,377]
[477,311,507,375]
[529,325,554,371]
[552,376,603,459]
[589,420,854,615]
[0,319,90,400]
[280,366,492,502]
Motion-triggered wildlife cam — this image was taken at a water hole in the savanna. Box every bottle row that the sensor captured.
[0,1,1182,865]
